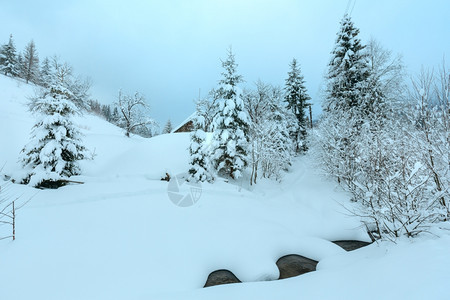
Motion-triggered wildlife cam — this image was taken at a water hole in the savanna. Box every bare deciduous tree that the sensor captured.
[22,40,39,84]
[115,90,152,137]
[367,38,406,103]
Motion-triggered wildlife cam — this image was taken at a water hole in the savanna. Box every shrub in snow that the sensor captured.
[408,67,449,219]
[244,81,296,184]
[349,118,444,239]
[19,78,88,188]
[314,101,446,239]
[209,48,250,179]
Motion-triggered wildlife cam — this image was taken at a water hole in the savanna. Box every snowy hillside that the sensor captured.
[1,74,449,300]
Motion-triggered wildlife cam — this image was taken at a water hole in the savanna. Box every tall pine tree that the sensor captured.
[210,48,250,179]
[324,14,370,116]
[0,34,18,77]
[317,14,375,191]
[284,58,311,152]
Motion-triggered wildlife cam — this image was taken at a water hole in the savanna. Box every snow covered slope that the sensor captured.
[0,75,449,300]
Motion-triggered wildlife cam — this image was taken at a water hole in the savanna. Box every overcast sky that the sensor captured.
[1,0,449,126]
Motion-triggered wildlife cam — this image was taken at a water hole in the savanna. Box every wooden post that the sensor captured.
[12,200,15,241]
[309,106,313,129]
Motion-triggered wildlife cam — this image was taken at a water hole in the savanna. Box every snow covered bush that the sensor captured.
[18,77,88,188]
[314,15,448,240]
[314,98,445,239]
[209,48,250,180]
[407,66,449,219]
[244,82,296,184]
[347,116,445,239]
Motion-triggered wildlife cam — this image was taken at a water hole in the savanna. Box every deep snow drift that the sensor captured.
[1,75,449,300]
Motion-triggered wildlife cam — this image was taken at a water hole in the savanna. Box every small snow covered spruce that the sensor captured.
[0,34,19,77]
[209,48,250,180]
[162,119,173,134]
[19,78,88,188]
[187,116,214,183]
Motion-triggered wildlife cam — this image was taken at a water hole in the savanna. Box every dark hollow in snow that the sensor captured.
[204,269,242,287]
[332,240,372,251]
[276,254,318,279]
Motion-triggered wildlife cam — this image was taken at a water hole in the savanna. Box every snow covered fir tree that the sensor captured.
[18,70,88,188]
[317,14,373,185]
[0,34,18,76]
[284,58,311,152]
[187,114,214,183]
[39,57,52,87]
[324,14,370,115]
[162,119,173,134]
[209,48,250,180]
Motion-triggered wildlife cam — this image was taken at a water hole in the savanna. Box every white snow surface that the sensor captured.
[1,75,449,299]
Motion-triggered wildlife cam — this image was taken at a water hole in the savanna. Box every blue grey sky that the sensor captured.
[1,0,449,126]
